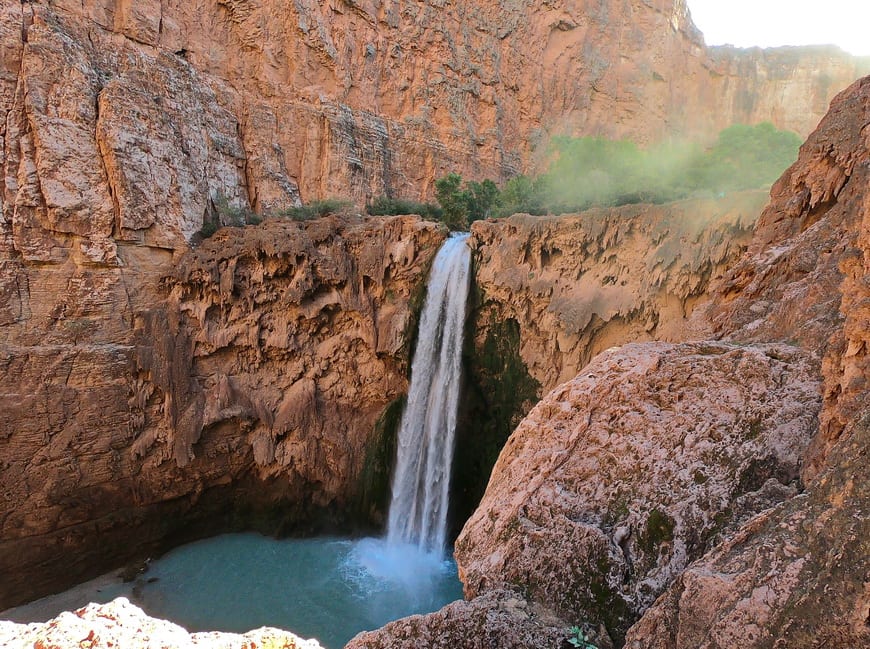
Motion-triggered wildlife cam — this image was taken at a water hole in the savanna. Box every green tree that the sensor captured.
[689,122,802,193]
[467,179,500,220]
[434,173,471,230]
[495,175,548,216]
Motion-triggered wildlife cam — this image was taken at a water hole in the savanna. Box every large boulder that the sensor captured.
[455,341,821,644]
[624,415,869,649]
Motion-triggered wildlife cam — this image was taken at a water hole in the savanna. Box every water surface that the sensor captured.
[3,532,463,649]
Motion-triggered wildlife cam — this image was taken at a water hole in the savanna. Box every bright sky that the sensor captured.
[688,1,870,56]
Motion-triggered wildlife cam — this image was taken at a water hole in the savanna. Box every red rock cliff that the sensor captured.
[1,0,867,229]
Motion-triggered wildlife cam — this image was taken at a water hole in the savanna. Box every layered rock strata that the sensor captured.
[1,0,867,225]
[0,215,444,609]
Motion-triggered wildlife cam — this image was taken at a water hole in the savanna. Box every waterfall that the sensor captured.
[386,233,471,555]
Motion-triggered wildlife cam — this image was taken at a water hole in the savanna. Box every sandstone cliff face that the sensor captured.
[706,45,870,139]
[1,0,866,230]
[0,214,444,609]
[449,193,764,532]
[0,597,324,649]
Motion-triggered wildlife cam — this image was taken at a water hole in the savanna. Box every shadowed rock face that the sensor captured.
[0,215,445,609]
[468,192,765,394]
[624,416,870,649]
[621,75,870,649]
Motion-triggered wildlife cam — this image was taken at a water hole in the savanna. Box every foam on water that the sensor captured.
[3,532,463,649]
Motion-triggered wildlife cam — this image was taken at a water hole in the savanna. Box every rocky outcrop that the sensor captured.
[1,1,867,231]
[709,76,870,482]
[623,416,869,649]
[0,597,324,649]
[0,215,445,609]
[617,75,870,649]
[346,589,593,649]
[469,192,764,393]
[455,342,821,644]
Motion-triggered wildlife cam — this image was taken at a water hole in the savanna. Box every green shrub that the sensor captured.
[434,172,471,230]
[366,195,443,219]
[198,220,220,238]
[494,174,549,216]
[567,625,598,649]
[541,122,800,212]
[213,194,257,226]
[273,198,353,221]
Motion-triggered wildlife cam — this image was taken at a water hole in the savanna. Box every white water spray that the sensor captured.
[385,233,471,555]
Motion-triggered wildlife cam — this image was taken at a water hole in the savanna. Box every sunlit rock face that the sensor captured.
[0,215,445,609]
[0,597,324,649]
[0,0,866,225]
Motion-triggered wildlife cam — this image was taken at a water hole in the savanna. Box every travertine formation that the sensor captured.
[0,215,444,609]
[469,191,764,392]
[0,597,324,649]
[620,75,870,649]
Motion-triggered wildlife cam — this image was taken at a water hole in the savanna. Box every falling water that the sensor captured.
[386,233,471,554]
[5,235,473,649]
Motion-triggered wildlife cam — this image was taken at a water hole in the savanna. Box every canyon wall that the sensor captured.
[1,0,867,626]
[0,214,445,609]
[1,0,867,227]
